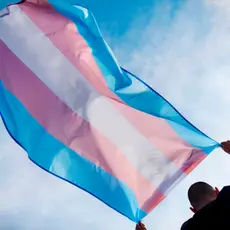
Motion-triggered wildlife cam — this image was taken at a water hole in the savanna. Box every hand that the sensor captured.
[136,222,147,230]
[221,140,230,154]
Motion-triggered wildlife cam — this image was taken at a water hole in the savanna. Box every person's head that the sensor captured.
[188,182,219,213]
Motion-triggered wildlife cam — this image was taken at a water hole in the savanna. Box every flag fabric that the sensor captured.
[0,0,219,222]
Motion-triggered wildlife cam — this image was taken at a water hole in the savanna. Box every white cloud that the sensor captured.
[113,0,230,141]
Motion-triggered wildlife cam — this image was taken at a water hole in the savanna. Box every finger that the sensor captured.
[222,140,230,144]
[221,142,228,149]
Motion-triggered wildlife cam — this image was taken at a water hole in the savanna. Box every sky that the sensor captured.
[1,0,230,229]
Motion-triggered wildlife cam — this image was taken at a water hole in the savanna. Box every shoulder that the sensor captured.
[181,220,191,230]
[214,186,230,206]
[217,186,230,200]
[221,186,230,193]
[181,222,187,230]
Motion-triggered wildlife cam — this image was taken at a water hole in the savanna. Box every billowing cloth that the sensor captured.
[0,0,219,222]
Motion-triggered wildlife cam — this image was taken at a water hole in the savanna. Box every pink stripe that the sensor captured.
[0,40,165,212]
[21,2,121,103]
[114,102,207,174]
[20,2,206,175]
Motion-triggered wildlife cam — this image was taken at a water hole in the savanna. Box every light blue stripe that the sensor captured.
[0,81,147,222]
[0,0,21,10]
[49,0,219,154]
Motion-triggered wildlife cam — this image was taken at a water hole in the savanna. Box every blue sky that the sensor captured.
[1,0,230,229]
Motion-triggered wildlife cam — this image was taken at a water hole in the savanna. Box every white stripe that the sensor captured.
[0,5,184,192]
[0,7,9,18]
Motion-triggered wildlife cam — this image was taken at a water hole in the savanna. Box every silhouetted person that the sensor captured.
[181,141,230,230]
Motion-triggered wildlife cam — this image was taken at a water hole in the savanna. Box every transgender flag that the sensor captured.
[0,0,219,222]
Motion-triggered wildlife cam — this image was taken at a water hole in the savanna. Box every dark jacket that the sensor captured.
[181,186,230,230]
